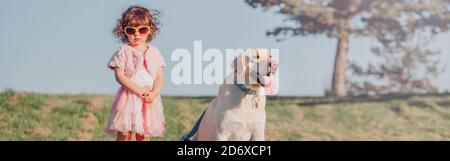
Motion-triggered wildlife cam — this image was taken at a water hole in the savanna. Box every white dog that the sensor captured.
[189,48,279,141]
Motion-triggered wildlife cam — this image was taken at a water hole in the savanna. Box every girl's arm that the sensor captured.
[114,68,148,97]
[144,67,164,103]
[151,67,165,95]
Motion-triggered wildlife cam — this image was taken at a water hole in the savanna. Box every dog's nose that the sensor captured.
[268,60,278,75]
[270,60,278,69]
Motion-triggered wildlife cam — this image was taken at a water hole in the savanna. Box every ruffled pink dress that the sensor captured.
[106,44,166,137]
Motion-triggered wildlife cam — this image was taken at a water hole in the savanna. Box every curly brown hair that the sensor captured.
[113,5,160,43]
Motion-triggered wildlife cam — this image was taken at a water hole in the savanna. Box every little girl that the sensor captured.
[106,5,166,141]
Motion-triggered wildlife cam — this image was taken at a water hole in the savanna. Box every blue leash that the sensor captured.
[179,110,206,141]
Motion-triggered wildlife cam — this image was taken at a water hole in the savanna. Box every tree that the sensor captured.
[245,0,450,97]
[348,34,445,96]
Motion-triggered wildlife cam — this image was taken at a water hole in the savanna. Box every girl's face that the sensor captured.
[125,25,150,46]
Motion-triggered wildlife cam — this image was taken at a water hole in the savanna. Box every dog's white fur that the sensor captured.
[192,49,278,141]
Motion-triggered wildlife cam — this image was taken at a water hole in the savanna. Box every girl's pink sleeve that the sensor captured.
[107,49,126,70]
[153,47,167,68]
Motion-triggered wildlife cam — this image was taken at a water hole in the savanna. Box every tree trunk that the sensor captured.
[331,36,349,97]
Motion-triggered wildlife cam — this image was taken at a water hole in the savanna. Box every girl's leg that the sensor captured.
[117,131,132,141]
[135,133,149,141]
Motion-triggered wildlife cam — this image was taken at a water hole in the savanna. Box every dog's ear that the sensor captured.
[242,50,251,70]
[231,51,249,69]
[231,50,251,81]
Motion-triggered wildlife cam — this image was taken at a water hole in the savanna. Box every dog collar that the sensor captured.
[234,80,259,95]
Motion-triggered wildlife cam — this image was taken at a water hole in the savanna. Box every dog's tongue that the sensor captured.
[261,76,276,95]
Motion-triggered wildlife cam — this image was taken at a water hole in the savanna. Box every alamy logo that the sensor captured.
[169,41,280,94]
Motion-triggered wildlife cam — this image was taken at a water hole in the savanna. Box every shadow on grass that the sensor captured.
[288,93,450,106]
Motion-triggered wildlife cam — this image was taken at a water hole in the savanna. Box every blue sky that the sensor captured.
[1,0,449,96]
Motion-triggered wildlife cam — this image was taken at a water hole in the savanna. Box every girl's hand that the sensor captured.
[137,88,151,99]
[143,92,157,104]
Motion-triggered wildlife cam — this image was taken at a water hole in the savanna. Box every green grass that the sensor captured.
[1,89,450,140]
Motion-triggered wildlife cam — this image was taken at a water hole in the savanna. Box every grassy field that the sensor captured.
[1,89,450,141]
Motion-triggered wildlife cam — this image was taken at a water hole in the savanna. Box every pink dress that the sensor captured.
[106,44,166,137]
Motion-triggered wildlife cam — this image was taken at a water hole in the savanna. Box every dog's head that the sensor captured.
[232,48,279,94]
